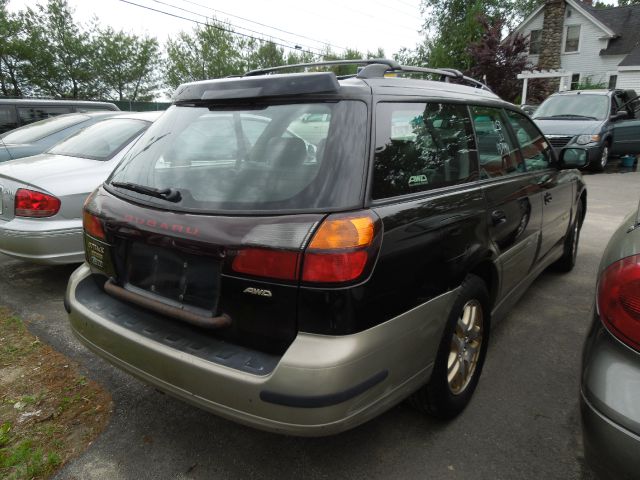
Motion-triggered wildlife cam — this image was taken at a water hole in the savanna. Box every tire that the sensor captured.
[410,275,490,419]
[552,201,583,273]
[591,143,609,172]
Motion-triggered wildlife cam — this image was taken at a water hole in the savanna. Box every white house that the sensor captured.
[513,0,640,93]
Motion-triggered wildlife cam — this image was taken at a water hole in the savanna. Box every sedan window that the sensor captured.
[1,114,90,144]
[49,119,148,161]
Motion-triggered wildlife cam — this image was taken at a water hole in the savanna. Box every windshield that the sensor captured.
[108,102,368,213]
[0,114,90,144]
[50,118,149,161]
[533,94,609,120]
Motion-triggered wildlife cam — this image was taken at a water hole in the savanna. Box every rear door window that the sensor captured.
[505,110,551,171]
[471,106,523,178]
[372,102,478,199]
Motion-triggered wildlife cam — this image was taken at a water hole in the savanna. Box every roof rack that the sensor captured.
[243,58,492,92]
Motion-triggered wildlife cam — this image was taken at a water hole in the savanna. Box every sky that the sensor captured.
[6,0,425,59]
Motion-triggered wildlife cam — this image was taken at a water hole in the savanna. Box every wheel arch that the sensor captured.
[467,258,499,310]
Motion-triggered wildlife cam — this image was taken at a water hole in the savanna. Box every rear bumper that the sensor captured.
[580,316,640,479]
[66,264,456,436]
[0,217,83,264]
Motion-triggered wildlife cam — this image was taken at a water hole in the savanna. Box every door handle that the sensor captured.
[491,210,507,225]
[544,192,553,204]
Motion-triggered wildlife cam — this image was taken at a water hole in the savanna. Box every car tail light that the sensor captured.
[301,214,376,283]
[232,248,300,281]
[15,189,61,217]
[83,210,106,240]
[598,254,640,351]
[231,212,380,285]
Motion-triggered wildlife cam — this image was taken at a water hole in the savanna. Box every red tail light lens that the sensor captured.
[302,251,369,283]
[232,248,300,281]
[302,213,378,284]
[15,189,61,217]
[83,210,106,240]
[598,254,640,351]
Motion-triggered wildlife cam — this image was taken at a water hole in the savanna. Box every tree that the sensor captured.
[245,41,286,71]
[94,28,161,101]
[165,20,246,89]
[22,0,100,98]
[618,0,640,5]
[465,15,532,102]
[0,1,28,96]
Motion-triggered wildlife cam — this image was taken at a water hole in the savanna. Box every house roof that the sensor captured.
[619,45,640,67]
[583,3,640,56]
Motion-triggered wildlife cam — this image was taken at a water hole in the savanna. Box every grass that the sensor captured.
[0,307,112,479]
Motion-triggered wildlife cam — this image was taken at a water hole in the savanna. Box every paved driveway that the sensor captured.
[1,172,637,480]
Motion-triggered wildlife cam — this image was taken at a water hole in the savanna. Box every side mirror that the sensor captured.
[611,111,630,122]
[559,147,589,169]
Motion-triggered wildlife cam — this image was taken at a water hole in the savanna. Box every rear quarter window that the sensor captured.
[372,102,478,199]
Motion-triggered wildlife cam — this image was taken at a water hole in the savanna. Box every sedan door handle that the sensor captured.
[544,192,553,204]
[491,210,507,225]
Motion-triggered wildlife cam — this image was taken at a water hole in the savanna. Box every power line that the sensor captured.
[149,0,327,54]
[118,0,321,56]
[175,0,349,53]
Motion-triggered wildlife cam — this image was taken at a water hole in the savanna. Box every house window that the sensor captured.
[571,74,580,90]
[529,30,542,55]
[608,75,618,89]
[565,25,580,53]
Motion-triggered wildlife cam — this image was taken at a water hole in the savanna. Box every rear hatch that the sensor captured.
[85,99,369,353]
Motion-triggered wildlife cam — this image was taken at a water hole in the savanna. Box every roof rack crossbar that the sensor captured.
[242,58,491,92]
[244,58,401,77]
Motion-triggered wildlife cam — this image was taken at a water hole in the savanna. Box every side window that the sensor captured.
[0,105,18,134]
[17,106,73,127]
[372,102,477,199]
[505,110,551,171]
[471,106,523,178]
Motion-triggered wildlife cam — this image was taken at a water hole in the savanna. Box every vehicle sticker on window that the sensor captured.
[408,174,429,187]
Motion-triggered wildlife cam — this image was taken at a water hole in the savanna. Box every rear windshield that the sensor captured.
[533,94,609,120]
[108,102,368,213]
[0,114,90,144]
[49,118,149,161]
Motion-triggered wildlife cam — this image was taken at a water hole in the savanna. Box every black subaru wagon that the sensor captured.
[66,60,587,436]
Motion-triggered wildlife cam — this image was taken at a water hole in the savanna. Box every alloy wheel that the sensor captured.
[447,299,483,395]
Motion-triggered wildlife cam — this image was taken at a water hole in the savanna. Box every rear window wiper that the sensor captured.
[111,181,182,203]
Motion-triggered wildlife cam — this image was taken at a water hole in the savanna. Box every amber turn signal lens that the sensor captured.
[83,210,106,240]
[309,216,375,250]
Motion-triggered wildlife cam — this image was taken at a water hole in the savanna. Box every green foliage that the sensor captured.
[397,0,545,70]
[22,0,99,98]
[574,77,607,90]
[165,20,248,89]
[94,28,161,101]
[618,0,640,5]
[0,1,29,96]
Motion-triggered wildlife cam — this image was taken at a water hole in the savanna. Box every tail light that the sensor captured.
[302,214,376,283]
[231,212,380,285]
[233,248,300,281]
[83,210,106,240]
[15,189,61,217]
[598,254,640,351]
